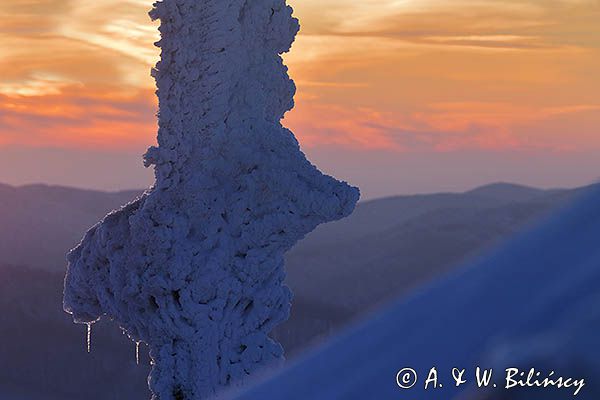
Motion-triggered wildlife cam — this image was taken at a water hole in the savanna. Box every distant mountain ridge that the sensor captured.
[0,181,575,271]
[0,183,144,270]
[0,181,585,275]
[285,182,582,315]
[466,182,559,201]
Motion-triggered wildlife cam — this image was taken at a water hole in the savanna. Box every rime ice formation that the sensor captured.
[63,1,359,399]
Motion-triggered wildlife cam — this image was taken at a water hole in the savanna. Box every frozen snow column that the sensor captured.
[63,0,359,399]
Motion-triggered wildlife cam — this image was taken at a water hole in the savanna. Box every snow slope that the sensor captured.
[233,185,600,399]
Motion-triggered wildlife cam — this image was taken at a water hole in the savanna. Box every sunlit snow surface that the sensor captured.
[233,184,600,400]
[63,0,359,399]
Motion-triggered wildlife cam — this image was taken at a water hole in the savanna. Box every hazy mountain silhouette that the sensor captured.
[286,183,576,310]
[466,182,548,200]
[0,183,142,271]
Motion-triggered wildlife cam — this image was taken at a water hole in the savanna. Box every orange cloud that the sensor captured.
[285,102,406,151]
[0,86,157,150]
[283,0,600,152]
[289,94,600,152]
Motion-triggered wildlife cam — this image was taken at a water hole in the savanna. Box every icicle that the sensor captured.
[86,323,92,353]
[136,341,140,365]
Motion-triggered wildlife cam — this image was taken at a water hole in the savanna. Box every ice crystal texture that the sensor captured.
[63,1,359,399]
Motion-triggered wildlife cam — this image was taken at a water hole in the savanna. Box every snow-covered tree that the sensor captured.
[63,0,359,399]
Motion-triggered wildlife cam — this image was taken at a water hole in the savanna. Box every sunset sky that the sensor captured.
[1,0,599,199]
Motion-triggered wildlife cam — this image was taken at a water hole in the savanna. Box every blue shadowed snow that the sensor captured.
[233,185,600,399]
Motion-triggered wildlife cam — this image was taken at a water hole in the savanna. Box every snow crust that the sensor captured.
[63,1,359,399]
